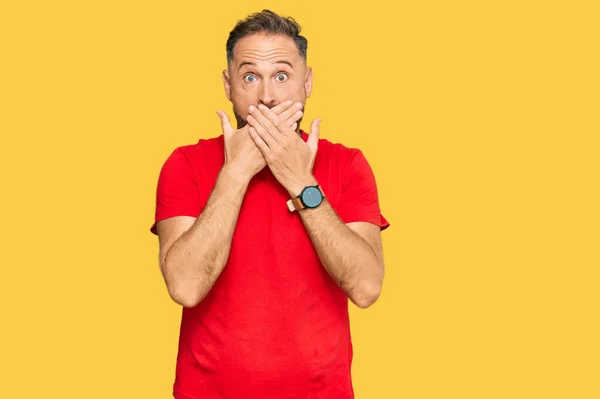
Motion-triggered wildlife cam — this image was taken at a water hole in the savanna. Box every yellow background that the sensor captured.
[1,1,598,398]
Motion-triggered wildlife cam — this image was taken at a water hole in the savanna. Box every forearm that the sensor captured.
[163,164,249,307]
[298,198,384,308]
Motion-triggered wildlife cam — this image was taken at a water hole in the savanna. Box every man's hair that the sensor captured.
[226,9,308,65]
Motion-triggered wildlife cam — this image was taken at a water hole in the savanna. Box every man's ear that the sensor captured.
[304,66,313,98]
[222,68,232,101]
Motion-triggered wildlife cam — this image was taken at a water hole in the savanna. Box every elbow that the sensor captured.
[180,297,202,308]
[168,284,203,308]
[162,262,203,308]
[351,258,384,309]
[351,280,382,309]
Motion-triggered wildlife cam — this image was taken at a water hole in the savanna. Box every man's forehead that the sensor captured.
[233,33,301,66]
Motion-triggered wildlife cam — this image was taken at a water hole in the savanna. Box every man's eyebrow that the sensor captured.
[238,61,255,71]
[238,60,294,71]
[275,60,294,68]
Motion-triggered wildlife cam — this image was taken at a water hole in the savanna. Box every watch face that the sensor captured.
[301,186,323,208]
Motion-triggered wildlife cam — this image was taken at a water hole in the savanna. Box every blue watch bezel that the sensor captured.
[299,185,323,209]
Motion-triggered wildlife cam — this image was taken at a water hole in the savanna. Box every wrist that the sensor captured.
[287,175,319,198]
[220,163,252,188]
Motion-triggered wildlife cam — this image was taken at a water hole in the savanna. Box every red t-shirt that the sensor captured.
[151,131,389,399]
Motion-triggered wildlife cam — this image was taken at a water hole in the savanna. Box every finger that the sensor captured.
[249,105,281,143]
[285,108,304,129]
[257,104,287,134]
[247,113,276,147]
[216,110,234,136]
[259,103,302,136]
[249,127,270,155]
[277,101,304,125]
[308,118,321,153]
[269,100,295,116]
[291,122,297,131]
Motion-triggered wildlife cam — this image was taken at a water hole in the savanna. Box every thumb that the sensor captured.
[308,118,321,152]
[216,110,234,136]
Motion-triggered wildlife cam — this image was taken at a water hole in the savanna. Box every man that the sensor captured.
[151,9,389,399]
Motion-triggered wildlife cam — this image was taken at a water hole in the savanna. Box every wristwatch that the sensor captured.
[287,185,325,212]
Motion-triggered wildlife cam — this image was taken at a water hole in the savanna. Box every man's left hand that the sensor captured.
[247,103,321,197]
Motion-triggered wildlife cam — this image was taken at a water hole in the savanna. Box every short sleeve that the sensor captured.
[336,149,390,230]
[150,148,200,235]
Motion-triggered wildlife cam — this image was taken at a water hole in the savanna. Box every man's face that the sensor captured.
[222,33,313,129]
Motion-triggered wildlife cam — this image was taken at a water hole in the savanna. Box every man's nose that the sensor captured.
[258,81,276,108]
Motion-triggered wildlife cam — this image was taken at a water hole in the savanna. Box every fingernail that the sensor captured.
[258,104,267,110]
[296,102,303,109]
[249,105,256,112]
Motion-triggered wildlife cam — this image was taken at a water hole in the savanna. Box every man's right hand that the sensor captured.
[217,100,303,181]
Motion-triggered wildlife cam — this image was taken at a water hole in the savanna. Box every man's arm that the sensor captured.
[297,197,385,308]
[155,103,303,307]
[157,165,249,308]
[246,103,387,308]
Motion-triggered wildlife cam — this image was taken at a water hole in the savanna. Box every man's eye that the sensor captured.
[244,75,257,83]
[276,73,288,82]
